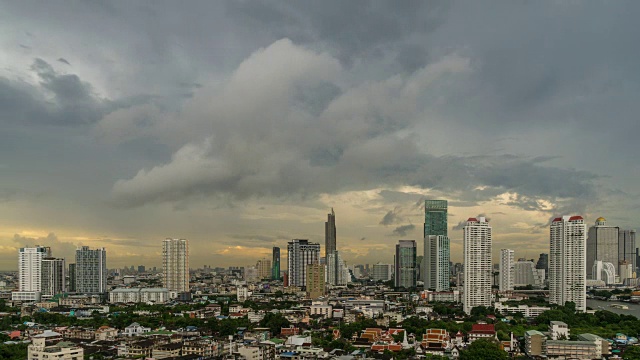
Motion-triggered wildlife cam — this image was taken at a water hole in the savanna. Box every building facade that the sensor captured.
[272,247,280,280]
[41,257,66,297]
[424,235,450,291]
[326,250,348,286]
[463,217,492,314]
[549,216,586,312]
[75,246,107,294]
[619,229,637,273]
[325,208,336,258]
[424,200,448,238]
[499,249,514,292]
[395,240,417,289]
[586,217,619,279]
[287,239,321,288]
[256,258,271,280]
[162,238,189,292]
[306,264,326,299]
[372,263,393,282]
[514,260,544,288]
[18,246,51,292]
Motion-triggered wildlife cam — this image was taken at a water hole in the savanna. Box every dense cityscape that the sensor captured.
[0,200,639,359]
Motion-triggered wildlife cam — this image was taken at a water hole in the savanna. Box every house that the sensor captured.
[549,321,570,340]
[468,324,497,343]
[95,325,118,340]
[123,322,151,337]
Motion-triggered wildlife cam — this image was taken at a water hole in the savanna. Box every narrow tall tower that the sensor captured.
[18,246,50,292]
[272,247,281,280]
[325,208,336,257]
[549,216,586,312]
[463,217,492,314]
[163,239,189,292]
[499,249,515,291]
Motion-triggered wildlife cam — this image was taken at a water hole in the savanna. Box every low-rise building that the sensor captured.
[468,324,497,343]
[28,332,83,360]
[544,340,598,359]
[494,302,550,318]
[577,333,610,357]
[549,321,570,340]
[123,322,151,337]
[524,330,545,357]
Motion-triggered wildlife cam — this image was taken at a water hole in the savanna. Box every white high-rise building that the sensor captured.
[162,239,189,292]
[76,247,107,294]
[499,249,515,291]
[463,217,492,315]
[41,258,66,297]
[550,216,586,312]
[514,260,544,288]
[287,239,321,287]
[18,246,50,292]
[326,251,348,286]
[424,235,450,291]
[372,263,393,282]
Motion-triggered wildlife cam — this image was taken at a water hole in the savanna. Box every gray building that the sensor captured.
[394,240,417,289]
[586,217,619,279]
[325,208,336,258]
[287,239,321,288]
[41,257,65,297]
[619,229,637,272]
[75,246,107,294]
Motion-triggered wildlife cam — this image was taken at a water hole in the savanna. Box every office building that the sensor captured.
[325,208,336,258]
[326,251,348,286]
[306,264,326,299]
[619,229,637,273]
[499,249,514,291]
[162,239,189,292]
[424,235,450,291]
[68,264,76,292]
[372,263,393,282]
[549,216,586,312]
[586,217,619,279]
[424,200,448,238]
[535,253,548,279]
[41,257,66,297]
[463,217,492,315]
[272,247,281,280]
[394,240,417,288]
[287,239,321,287]
[75,247,107,294]
[256,258,271,280]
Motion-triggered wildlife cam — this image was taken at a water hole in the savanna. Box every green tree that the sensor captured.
[623,346,640,360]
[259,312,290,335]
[459,339,508,360]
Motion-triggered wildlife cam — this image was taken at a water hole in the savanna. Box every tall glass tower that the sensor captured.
[424,200,448,238]
[272,247,281,280]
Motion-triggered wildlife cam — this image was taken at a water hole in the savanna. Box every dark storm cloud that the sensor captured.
[391,224,416,237]
[0,58,149,126]
[379,207,403,226]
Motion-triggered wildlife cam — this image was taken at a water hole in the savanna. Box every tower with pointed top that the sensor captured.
[325,208,336,257]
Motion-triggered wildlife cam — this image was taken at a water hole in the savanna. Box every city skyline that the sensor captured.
[1,2,640,270]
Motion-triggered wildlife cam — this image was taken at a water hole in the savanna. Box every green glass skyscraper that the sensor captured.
[424,200,448,237]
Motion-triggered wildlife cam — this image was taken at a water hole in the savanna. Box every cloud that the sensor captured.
[57,58,71,65]
[391,224,416,237]
[12,233,78,260]
[451,214,490,231]
[379,207,403,226]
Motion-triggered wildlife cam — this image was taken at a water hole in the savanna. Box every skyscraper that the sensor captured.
[586,217,619,279]
[549,216,586,312]
[256,258,272,280]
[394,240,417,289]
[535,253,548,279]
[499,249,515,291]
[372,263,393,282]
[68,263,76,292]
[463,217,492,315]
[272,247,281,280]
[18,246,50,292]
[619,229,637,273]
[287,239,321,287]
[424,235,450,291]
[327,251,347,286]
[325,208,336,258]
[162,239,189,292]
[424,200,448,238]
[75,246,107,294]
[41,258,66,297]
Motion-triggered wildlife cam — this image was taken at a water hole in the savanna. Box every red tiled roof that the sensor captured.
[569,215,583,221]
[552,217,563,222]
[470,324,495,334]
[467,218,478,222]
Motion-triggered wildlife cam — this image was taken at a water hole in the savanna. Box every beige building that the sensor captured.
[545,340,598,359]
[256,258,272,280]
[28,333,83,360]
[163,238,189,293]
[306,264,325,299]
[524,330,545,357]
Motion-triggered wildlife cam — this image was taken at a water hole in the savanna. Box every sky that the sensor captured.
[0,1,639,270]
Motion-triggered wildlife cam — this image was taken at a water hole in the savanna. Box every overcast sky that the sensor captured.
[1,1,639,270]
